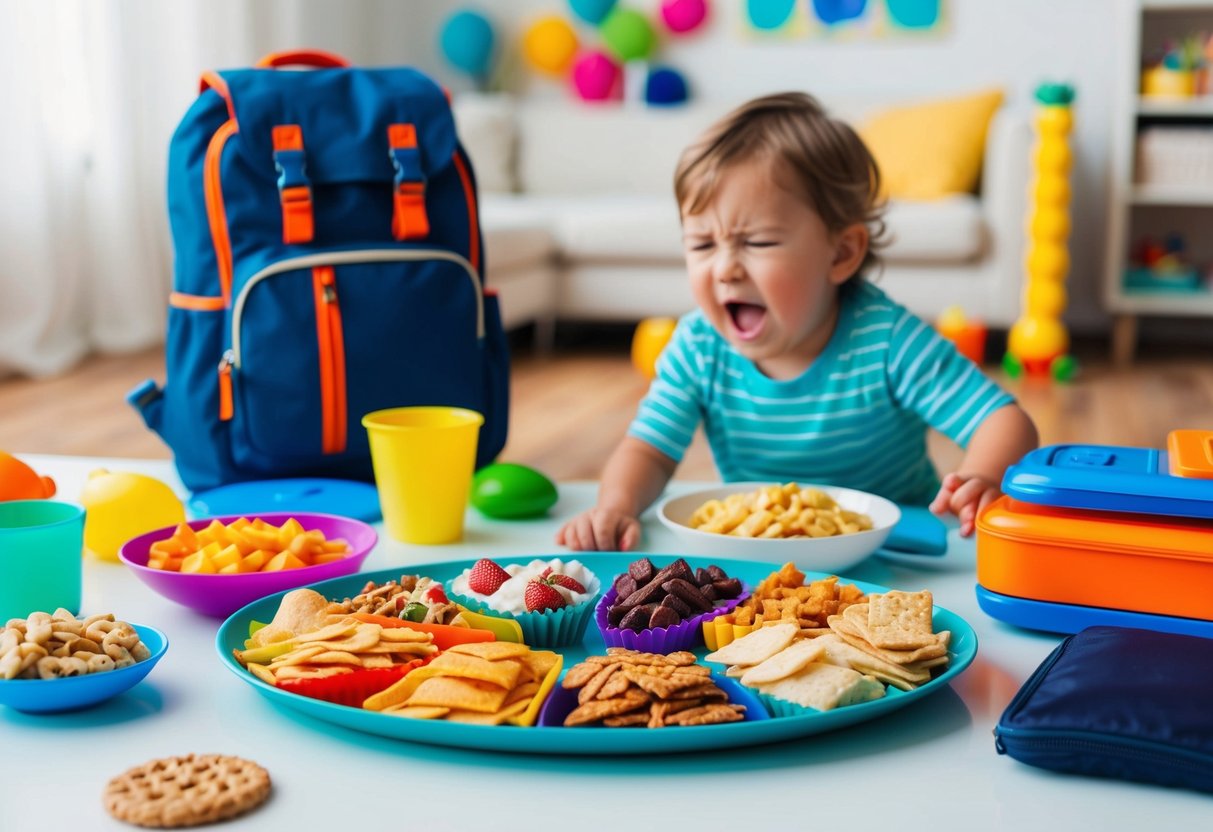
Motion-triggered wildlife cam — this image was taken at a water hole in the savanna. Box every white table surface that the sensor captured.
[2,454,1206,830]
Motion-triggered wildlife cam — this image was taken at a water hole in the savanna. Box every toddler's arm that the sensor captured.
[929,404,1038,536]
[556,437,677,552]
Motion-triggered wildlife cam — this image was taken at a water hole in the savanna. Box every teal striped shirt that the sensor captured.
[628,281,1015,506]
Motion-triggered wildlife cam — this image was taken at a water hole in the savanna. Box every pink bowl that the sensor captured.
[118,512,376,618]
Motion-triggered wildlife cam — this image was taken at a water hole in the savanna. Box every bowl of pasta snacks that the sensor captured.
[657,483,900,571]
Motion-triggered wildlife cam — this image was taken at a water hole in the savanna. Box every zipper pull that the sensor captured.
[319,267,337,304]
[218,350,235,422]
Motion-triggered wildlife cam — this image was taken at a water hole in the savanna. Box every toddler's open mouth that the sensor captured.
[725,301,766,340]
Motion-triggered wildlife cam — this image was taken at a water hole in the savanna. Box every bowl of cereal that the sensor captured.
[119,513,376,618]
[0,610,168,713]
[657,483,900,572]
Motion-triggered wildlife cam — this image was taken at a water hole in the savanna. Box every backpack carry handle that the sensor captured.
[255,50,350,70]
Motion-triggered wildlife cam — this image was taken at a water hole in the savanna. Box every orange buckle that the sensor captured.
[392,182,429,240]
[273,125,315,245]
[388,123,429,240]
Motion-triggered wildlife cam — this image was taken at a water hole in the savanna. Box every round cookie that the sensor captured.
[103,753,271,828]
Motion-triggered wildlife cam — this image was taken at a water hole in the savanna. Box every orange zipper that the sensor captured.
[452,151,480,273]
[312,266,347,454]
[218,350,234,422]
[204,119,238,306]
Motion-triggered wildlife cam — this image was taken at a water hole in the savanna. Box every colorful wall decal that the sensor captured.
[744,0,944,38]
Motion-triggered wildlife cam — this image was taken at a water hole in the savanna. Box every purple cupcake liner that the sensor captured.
[594,581,751,654]
[445,587,601,649]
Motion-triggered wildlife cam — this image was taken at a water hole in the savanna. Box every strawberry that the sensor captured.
[524,579,567,613]
[423,584,449,605]
[467,559,511,595]
[547,573,586,594]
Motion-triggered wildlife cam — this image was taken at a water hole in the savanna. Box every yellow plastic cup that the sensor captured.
[362,406,484,544]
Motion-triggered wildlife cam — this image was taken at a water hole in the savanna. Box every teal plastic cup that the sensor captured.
[0,501,84,621]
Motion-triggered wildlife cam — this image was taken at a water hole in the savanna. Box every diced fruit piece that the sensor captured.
[423,584,449,605]
[241,550,270,571]
[402,602,428,622]
[312,552,348,565]
[548,573,586,594]
[148,517,347,575]
[277,518,305,550]
[181,551,216,574]
[467,558,511,595]
[263,552,307,572]
[212,544,242,570]
[524,579,566,613]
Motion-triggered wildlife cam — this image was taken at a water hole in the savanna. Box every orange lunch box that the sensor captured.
[977,496,1213,621]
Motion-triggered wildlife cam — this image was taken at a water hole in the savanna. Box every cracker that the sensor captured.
[103,754,271,828]
[866,591,936,649]
[828,617,950,665]
[755,662,886,712]
[704,621,798,666]
[447,642,532,661]
[739,638,826,686]
[813,634,929,690]
[381,705,450,720]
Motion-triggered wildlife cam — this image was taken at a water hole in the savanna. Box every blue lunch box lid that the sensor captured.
[1002,443,1213,519]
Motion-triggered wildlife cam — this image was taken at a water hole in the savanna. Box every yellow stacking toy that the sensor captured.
[1005,83,1077,382]
[631,317,677,380]
[80,469,186,562]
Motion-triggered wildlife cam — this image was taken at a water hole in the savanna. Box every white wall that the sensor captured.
[46,0,1125,333]
[400,0,1125,331]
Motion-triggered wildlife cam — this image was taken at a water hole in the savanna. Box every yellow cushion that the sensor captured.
[859,89,1004,200]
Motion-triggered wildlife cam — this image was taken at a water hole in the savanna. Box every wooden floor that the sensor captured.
[1,337,1209,482]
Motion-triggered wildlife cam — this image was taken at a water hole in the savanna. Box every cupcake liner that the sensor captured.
[595,581,750,653]
[446,587,600,649]
[754,689,816,718]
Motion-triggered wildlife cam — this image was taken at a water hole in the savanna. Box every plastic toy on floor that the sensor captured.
[935,306,987,365]
[631,317,677,379]
[1004,82,1077,382]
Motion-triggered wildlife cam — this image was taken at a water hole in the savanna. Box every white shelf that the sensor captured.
[1142,0,1213,12]
[1131,184,1213,204]
[1138,96,1213,115]
[1108,289,1213,315]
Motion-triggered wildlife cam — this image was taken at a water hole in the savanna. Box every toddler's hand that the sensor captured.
[556,508,641,552]
[929,473,1001,537]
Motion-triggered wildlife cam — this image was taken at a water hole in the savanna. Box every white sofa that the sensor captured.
[455,94,1031,341]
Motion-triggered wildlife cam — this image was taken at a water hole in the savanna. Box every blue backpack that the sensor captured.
[129,51,508,493]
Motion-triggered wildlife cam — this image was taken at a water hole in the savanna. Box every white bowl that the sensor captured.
[656,483,901,573]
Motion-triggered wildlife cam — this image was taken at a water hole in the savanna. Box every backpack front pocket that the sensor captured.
[225,249,486,476]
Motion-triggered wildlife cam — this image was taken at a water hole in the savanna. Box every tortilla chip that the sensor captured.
[428,652,521,690]
[447,642,532,661]
[406,676,509,713]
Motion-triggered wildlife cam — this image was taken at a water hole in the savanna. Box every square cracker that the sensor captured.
[755,662,886,711]
[867,591,936,650]
[704,621,798,667]
[739,638,826,686]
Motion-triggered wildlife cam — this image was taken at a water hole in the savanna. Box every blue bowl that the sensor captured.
[0,624,168,714]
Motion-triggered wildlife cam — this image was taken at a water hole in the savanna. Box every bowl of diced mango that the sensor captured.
[118,513,376,618]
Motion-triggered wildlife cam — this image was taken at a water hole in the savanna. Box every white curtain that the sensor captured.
[0,0,416,379]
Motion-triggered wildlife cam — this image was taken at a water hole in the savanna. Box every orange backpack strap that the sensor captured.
[388,123,429,240]
[272,124,315,244]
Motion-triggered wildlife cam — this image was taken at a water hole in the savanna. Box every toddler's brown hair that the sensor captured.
[674,92,887,279]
